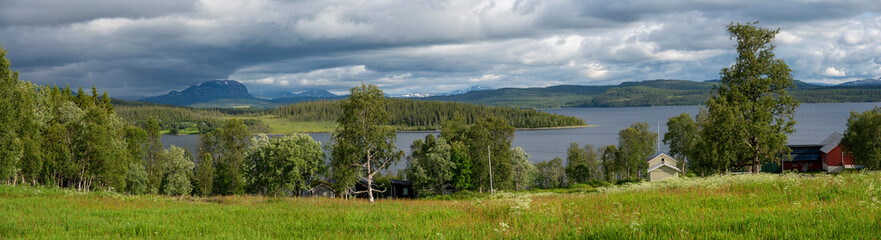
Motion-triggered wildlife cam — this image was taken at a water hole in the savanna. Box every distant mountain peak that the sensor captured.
[449,85,492,95]
[140,80,254,106]
[295,90,337,98]
[838,78,881,86]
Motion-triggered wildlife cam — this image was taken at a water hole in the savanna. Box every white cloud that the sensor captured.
[776,31,803,44]
[823,67,847,77]
[1,0,880,96]
[469,74,503,82]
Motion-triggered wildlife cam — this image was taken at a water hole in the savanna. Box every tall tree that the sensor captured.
[213,119,250,195]
[405,134,454,195]
[123,125,149,194]
[510,147,537,191]
[617,122,657,180]
[441,114,472,191]
[704,21,798,173]
[449,140,473,191]
[566,143,600,183]
[160,146,194,196]
[663,113,701,173]
[144,116,164,194]
[600,145,619,181]
[244,134,325,196]
[842,106,881,170]
[565,142,589,183]
[534,157,565,189]
[329,84,403,202]
[0,45,25,183]
[194,132,216,196]
[466,116,514,192]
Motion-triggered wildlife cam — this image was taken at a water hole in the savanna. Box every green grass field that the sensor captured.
[254,117,337,134]
[2,172,880,239]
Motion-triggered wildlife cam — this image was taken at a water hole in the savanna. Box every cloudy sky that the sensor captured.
[1,0,880,97]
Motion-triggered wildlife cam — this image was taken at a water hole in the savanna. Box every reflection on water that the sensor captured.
[163,102,881,171]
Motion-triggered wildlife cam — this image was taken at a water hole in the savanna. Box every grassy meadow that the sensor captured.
[2,172,880,239]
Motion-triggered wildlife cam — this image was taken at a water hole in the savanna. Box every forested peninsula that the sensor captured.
[114,97,586,135]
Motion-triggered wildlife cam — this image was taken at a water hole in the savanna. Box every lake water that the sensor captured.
[162,102,881,170]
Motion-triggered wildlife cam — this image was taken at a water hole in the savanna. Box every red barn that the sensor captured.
[783,132,856,173]
[784,144,823,172]
[818,132,856,173]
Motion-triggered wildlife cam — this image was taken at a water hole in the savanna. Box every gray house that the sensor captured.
[303,182,336,198]
[646,153,681,181]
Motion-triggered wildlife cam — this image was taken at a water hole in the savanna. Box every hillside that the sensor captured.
[140,80,256,106]
[3,173,878,238]
[135,79,881,109]
[427,79,881,108]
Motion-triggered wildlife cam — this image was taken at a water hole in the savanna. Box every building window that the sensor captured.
[403,188,408,195]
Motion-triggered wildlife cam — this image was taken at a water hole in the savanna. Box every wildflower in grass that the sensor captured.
[494,222,509,233]
[629,220,640,231]
[509,195,531,215]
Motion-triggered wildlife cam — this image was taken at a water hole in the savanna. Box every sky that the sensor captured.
[1,0,880,97]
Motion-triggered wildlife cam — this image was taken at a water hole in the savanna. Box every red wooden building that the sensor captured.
[784,132,855,173]
[818,132,856,173]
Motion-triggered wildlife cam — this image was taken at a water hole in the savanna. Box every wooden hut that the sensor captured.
[646,153,681,181]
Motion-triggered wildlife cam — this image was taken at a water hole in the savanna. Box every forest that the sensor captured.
[115,97,586,135]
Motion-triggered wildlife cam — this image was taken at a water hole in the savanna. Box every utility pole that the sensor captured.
[488,145,493,195]
[657,121,661,153]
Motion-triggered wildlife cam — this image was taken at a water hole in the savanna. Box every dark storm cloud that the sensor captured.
[0,0,879,96]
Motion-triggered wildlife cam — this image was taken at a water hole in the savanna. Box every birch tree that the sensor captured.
[704,21,798,173]
[330,84,403,202]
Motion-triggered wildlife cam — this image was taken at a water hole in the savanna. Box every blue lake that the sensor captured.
[162,102,881,170]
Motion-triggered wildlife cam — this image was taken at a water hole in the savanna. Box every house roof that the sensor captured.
[646,152,672,162]
[819,132,844,153]
[647,162,681,173]
[389,179,413,186]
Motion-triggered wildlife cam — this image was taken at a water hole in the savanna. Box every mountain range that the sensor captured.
[138,78,881,109]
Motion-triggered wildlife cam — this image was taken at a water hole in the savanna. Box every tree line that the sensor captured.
[114,102,269,134]
[274,98,586,130]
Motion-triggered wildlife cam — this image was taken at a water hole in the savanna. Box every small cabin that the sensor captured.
[303,182,336,198]
[354,178,417,199]
[646,153,681,181]
[387,179,417,199]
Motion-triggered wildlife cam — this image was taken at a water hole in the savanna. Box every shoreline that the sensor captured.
[162,124,597,136]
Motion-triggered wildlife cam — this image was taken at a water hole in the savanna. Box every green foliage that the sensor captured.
[534,157,566,189]
[329,84,403,201]
[275,98,585,130]
[449,141,473,191]
[160,146,194,196]
[600,145,620,181]
[663,113,700,173]
[244,134,325,196]
[704,21,798,173]
[510,147,537,191]
[144,117,164,194]
[124,161,148,195]
[565,143,600,183]
[194,150,215,196]
[0,44,135,191]
[842,106,881,170]
[211,119,250,195]
[405,135,454,195]
[617,122,657,180]
[467,116,515,192]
